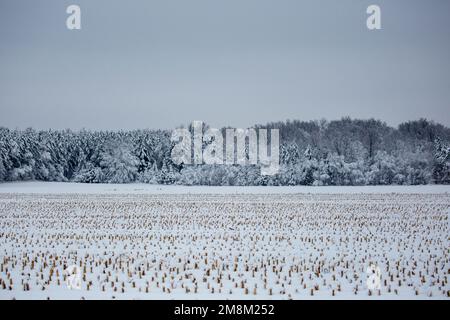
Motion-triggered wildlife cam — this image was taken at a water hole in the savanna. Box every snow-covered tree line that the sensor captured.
[0,118,449,185]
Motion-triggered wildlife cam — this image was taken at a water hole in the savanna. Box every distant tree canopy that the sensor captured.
[0,118,449,185]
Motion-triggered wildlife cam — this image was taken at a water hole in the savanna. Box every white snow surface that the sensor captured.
[0,181,449,194]
[0,182,449,300]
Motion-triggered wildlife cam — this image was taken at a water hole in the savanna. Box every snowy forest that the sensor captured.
[0,118,449,186]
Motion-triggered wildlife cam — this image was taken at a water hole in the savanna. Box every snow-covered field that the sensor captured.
[0,182,449,300]
[1,181,450,194]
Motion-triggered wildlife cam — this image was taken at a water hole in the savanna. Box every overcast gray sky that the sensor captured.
[0,0,449,130]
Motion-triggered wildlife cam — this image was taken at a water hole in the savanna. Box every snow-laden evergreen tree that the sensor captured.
[432,137,450,184]
[74,163,104,183]
[178,165,199,185]
[304,145,312,160]
[367,151,398,185]
[100,140,139,183]
[0,153,5,181]
[0,133,7,181]
[139,162,159,184]
[157,161,171,184]
[0,118,449,185]
[280,142,301,165]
